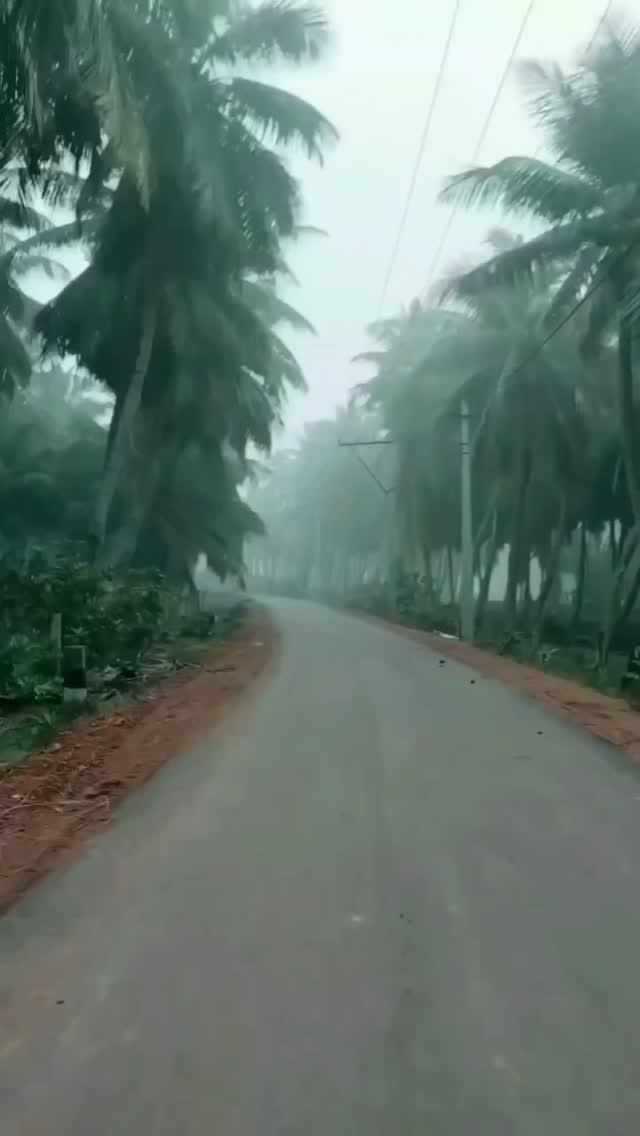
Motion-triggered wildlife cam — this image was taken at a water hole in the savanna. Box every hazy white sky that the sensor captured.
[26,2,639,443]
[276,0,637,442]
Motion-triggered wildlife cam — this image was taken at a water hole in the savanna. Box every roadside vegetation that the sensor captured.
[249,21,640,697]
[0,1,334,763]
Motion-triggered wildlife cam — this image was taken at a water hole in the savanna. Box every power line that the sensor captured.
[489,1,626,387]
[426,0,537,290]
[375,0,462,320]
[356,0,616,448]
[350,242,635,449]
[496,245,632,391]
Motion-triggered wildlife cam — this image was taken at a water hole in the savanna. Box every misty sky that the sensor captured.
[25,1,637,444]
[276,0,636,442]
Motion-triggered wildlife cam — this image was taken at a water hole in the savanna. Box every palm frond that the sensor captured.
[12,253,73,281]
[13,286,42,326]
[229,370,275,452]
[440,157,605,222]
[0,266,26,322]
[10,218,100,257]
[4,165,113,214]
[545,245,603,328]
[0,195,48,232]
[224,77,337,161]
[0,314,31,394]
[352,350,387,366]
[518,37,640,189]
[271,253,299,283]
[224,127,301,253]
[166,285,244,370]
[84,1,154,201]
[242,278,316,333]
[203,1,330,66]
[292,223,329,239]
[580,260,622,356]
[439,216,622,300]
[267,330,307,390]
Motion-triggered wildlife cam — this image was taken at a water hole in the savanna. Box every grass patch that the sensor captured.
[0,599,250,770]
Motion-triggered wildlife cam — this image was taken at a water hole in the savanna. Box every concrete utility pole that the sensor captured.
[339,420,474,631]
[337,438,398,613]
[460,399,475,641]
[386,461,399,616]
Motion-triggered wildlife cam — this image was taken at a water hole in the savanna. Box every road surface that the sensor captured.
[2,600,640,1134]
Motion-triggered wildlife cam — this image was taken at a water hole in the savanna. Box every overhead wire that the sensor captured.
[379,242,637,447]
[465,0,621,395]
[375,0,462,320]
[347,0,622,456]
[278,5,621,492]
[492,240,637,397]
[339,256,627,449]
[425,0,537,291]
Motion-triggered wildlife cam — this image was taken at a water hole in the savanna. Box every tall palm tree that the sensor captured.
[35,1,336,564]
[439,28,640,530]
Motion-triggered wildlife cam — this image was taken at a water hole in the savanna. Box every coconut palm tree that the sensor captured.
[438,27,640,530]
[33,1,335,564]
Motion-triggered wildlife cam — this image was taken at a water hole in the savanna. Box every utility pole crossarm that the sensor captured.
[337,439,396,447]
[337,438,396,495]
[336,436,398,610]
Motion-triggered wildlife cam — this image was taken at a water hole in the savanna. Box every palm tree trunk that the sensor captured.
[570,524,588,635]
[105,446,165,568]
[475,509,499,634]
[618,315,640,526]
[600,526,638,665]
[609,517,619,570]
[505,448,531,632]
[419,529,435,607]
[446,544,455,605]
[94,296,157,554]
[613,555,640,645]
[473,495,496,577]
[435,549,447,601]
[520,543,533,631]
[533,493,568,644]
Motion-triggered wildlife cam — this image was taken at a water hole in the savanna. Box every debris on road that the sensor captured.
[381,620,640,766]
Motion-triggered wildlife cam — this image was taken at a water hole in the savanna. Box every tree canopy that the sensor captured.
[0,0,335,581]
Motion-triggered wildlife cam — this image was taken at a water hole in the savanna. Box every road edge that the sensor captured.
[0,605,278,915]
[371,615,640,767]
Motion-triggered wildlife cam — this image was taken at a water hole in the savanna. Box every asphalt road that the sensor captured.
[2,600,640,1134]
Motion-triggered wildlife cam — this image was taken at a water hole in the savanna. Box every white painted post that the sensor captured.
[51,613,62,676]
[62,645,88,706]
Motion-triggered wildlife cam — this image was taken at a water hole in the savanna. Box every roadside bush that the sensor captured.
[0,561,178,707]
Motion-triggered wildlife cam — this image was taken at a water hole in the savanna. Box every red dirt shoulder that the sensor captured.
[380,619,640,765]
[0,608,276,913]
